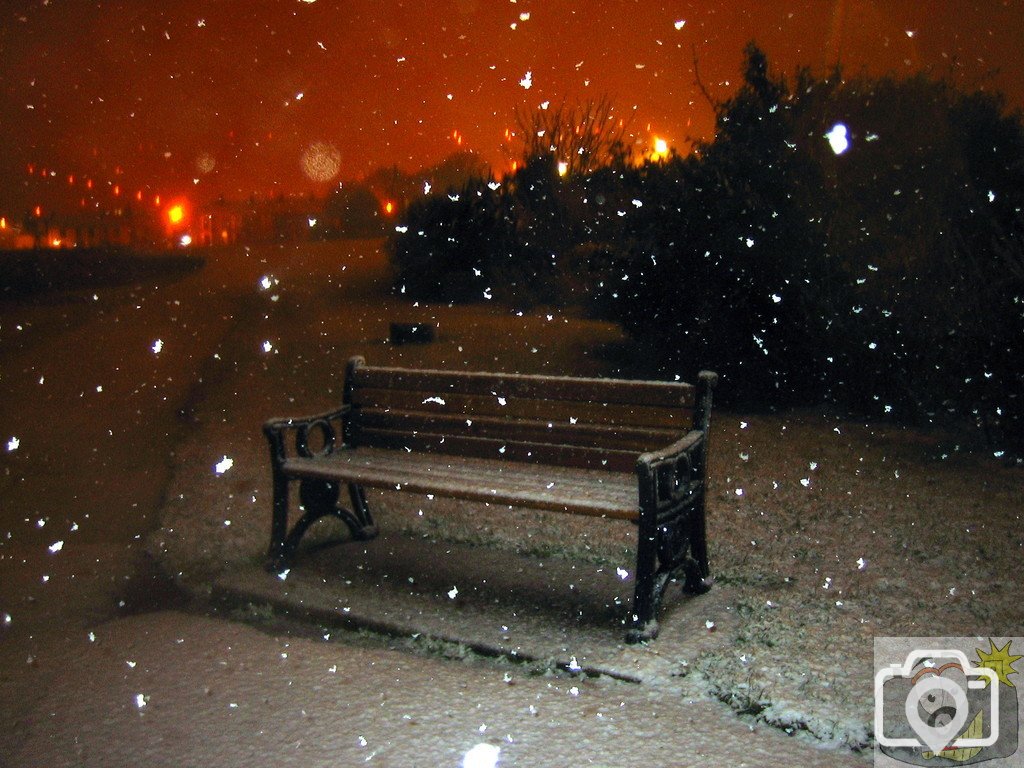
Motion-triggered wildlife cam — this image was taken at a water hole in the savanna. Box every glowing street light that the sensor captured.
[167,204,186,225]
[650,136,670,162]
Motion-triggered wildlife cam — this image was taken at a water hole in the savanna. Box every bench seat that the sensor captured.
[281,446,642,519]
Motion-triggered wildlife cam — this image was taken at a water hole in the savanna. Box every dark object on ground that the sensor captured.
[263,356,717,643]
[389,322,436,345]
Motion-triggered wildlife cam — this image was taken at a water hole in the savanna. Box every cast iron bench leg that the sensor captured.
[690,501,710,583]
[626,508,660,643]
[266,478,379,572]
[344,483,378,541]
[267,466,290,570]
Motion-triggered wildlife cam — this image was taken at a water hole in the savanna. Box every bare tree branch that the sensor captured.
[691,45,718,112]
[513,96,635,175]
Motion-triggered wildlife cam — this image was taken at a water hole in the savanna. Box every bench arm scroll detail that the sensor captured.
[263,405,351,465]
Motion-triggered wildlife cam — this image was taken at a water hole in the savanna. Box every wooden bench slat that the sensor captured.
[352,388,692,430]
[353,408,678,454]
[351,365,694,409]
[281,448,639,519]
[353,427,642,472]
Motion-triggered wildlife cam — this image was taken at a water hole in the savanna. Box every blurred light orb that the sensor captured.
[196,152,216,174]
[463,743,500,768]
[826,123,850,155]
[301,141,341,182]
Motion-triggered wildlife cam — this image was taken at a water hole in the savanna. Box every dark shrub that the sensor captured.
[390,178,510,302]
[387,43,1024,454]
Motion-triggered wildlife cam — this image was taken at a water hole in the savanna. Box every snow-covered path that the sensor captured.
[2,609,867,767]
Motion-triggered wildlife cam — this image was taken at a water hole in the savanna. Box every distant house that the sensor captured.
[16,207,156,250]
[197,199,243,246]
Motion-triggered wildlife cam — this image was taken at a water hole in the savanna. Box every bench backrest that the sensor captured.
[343,357,714,473]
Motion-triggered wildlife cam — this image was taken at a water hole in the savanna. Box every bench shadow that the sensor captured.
[292,527,646,638]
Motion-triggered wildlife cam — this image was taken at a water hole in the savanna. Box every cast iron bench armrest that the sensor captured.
[636,430,707,516]
[637,430,702,470]
[263,405,351,464]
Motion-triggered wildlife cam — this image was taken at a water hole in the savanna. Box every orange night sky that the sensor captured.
[2,0,1022,217]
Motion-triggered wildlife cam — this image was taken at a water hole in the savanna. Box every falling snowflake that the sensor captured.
[152,339,163,354]
[519,70,533,89]
[463,743,500,768]
[826,123,850,155]
[6,436,18,452]
[214,455,233,475]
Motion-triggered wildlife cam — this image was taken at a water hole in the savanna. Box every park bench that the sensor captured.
[263,356,717,642]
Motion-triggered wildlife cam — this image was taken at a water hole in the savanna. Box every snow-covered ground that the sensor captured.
[3,240,1019,765]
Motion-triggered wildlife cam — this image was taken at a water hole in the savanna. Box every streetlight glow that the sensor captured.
[167,204,185,225]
